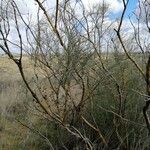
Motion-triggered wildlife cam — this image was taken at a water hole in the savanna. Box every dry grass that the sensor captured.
[0,55,34,149]
[0,55,69,149]
[0,55,34,81]
[0,55,33,106]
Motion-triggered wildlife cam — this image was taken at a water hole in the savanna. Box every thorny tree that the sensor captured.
[115,0,150,135]
[0,0,110,149]
[0,0,150,149]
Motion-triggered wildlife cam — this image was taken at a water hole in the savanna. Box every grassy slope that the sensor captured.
[0,56,34,149]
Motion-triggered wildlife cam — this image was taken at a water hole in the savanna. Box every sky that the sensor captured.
[16,0,140,35]
[0,0,142,53]
[19,0,139,20]
[125,0,139,17]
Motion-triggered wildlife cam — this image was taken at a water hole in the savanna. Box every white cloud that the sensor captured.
[16,0,38,20]
[16,0,123,16]
[82,0,123,14]
[109,0,123,13]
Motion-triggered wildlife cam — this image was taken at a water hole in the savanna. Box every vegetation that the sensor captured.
[0,0,150,149]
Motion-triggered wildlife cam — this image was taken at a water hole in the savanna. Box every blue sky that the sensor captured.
[110,0,139,19]
[125,0,139,17]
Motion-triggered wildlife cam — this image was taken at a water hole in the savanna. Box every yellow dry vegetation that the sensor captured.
[0,55,34,81]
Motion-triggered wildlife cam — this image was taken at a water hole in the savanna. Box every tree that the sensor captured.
[115,0,150,135]
[0,0,150,149]
[0,0,110,148]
